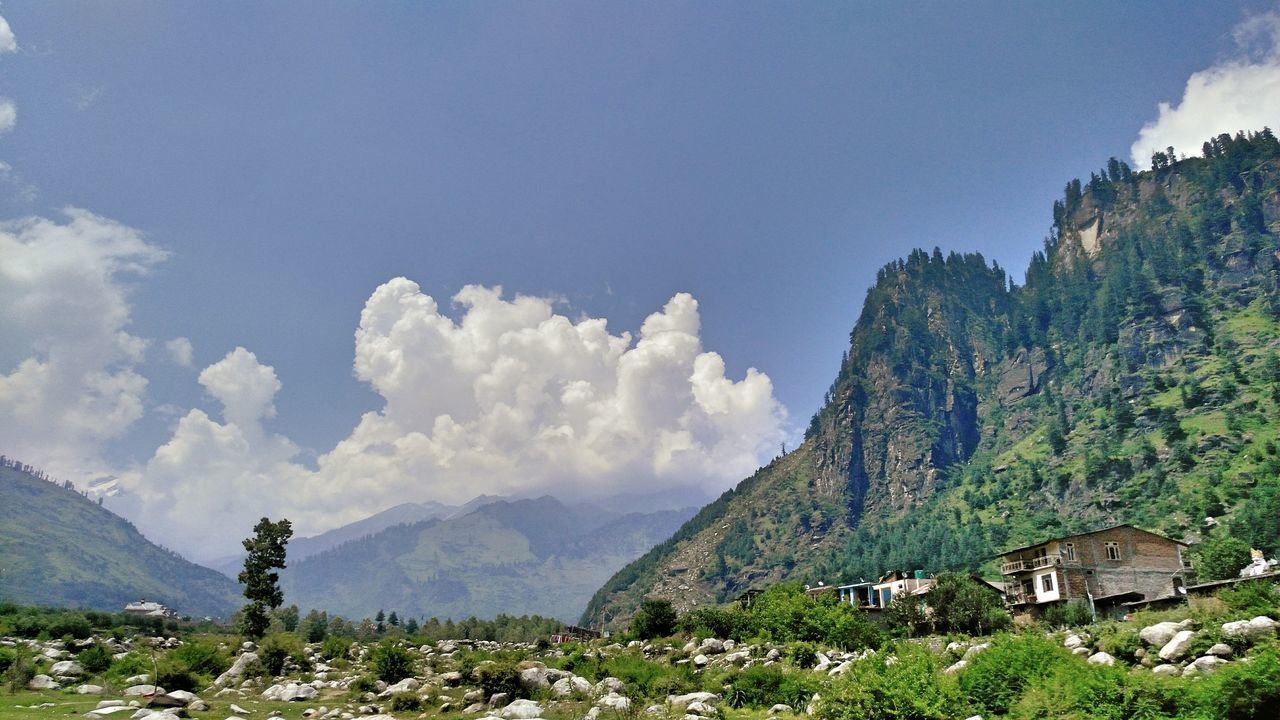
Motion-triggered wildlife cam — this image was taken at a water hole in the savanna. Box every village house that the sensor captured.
[997,524,1191,618]
[835,570,935,609]
[123,599,178,619]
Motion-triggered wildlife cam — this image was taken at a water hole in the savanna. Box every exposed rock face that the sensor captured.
[1221,616,1277,641]
[215,651,260,686]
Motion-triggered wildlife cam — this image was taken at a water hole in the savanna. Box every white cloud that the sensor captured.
[0,15,16,55]
[0,98,15,134]
[1131,10,1280,167]
[0,209,167,478]
[165,337,194,368]
[123,280,787,560]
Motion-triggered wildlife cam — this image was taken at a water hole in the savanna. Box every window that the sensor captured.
[1064,543,1076,562]
[1040,574,1055,593]
[1105,542,1121,561]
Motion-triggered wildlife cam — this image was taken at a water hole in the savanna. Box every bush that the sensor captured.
[601,653,678,700]
[785,642,817,669]
[1095,627,1142,662]
[475,660,523,700]
[0,648,15,675]
[259,633,309,676]
[154,658,200,692]
[728,665,819,709]
[389,693,424,711]
[76,644,113,674]
[1219,581,1280,616]
[959,634,1070,717]
[321,635,353,661]
[1191,648,1280,719]
[1041,600,1091,628]
[1011,659,1146,720]
[47,614,93,640]
[170,641,230,678]
[677,606,743,640]
[3,647,35,693]
[631,598,677,639]
[820,643,963,720]
[369,640,415,683]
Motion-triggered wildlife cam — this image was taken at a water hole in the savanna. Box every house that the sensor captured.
[996,524,1191,618]
[835,571,935,609]
[123,599,178,619]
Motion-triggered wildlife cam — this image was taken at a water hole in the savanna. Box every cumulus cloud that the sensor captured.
[0,98,15,134]
[124,280,787,560]
[0,209,167,478]
[0,14,15,55]
[1131,10,1280,167]
[165,337,194,367]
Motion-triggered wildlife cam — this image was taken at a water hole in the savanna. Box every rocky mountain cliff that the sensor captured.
[0,462,242,618]
[279,495,696,622]
[583,130,1280,626]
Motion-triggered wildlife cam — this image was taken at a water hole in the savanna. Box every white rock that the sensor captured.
[216,652,260,686]
[698,639,724,655]
[51,660,85,676]
[668,692,719,707]
[27,671,60,691]
[595,677,624,695]
[1139,621,1184,648]
[1087,652,1115,666]
[499,699,544,719]
[166,690,200,704]
[124,684,164,696]
[77,684,105,695]
[943,660,967,675]
[723,650,750,665]
[1063,635,1084,650]
[597,693,632,712]
[961,643,990,660]
[230,704,252,715]
[768,705,793,715]
[520,667,551,690]
[1152,664,1181,676]
[1071,647,1090,657]
[1207,643,1233,657]
[685,701,717,717]
[552,676,593,697]
[692,654,709,667]
[1222,616,1277,642]
[84,708,137,718]
[1158,630,1195,662]
[1191,655,1229,675]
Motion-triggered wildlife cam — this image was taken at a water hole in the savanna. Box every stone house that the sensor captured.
[997,524,1192,618]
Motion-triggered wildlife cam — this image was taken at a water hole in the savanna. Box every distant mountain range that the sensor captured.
[0,461,241,618]
[278,495,697,622]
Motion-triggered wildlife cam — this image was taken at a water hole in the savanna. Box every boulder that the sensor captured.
[215,652,260,686]
[827,661,852,677]
[77,684,106,694]
[1139,621,1185,647]
[124,684,163,696]
[1190,656,1229,675]
[1158,630,1195,662]
[1207,643,1233,657]
[667,692,719,708]
[229,704,252,715]
[84,708,138,718]
[597,693,632,712]
[961,643,990,661]
[698,639,725,655]
[1151,664,1181,677]
[595,677,624,695]
[384,678,420,695]
[1063,635,1084,650]
[685,701,717,717]
[1221,616,1277,642]
[165,691,200,705]
[551,676,592,698]
[943,660,967,675]
[768,705,793,715]
[1087,652,1115,666]
[51,660,85,676]
[27,674,60,690]
[520,667,551,690]
[723,651,750,665]
[1071,647,1090,657]
[499,699,544,719]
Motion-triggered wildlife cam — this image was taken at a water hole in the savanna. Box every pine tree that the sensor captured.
[238,517,293,639]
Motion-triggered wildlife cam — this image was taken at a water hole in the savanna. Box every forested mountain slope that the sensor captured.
[584,130,1280,626]
[0,462,242,618]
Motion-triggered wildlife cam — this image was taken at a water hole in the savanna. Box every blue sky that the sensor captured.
[3,2,1278,558]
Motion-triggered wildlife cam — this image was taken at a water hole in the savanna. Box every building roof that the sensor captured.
[994,524,1188,558]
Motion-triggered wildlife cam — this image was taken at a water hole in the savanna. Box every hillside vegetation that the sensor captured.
[0,463,241,618]
[585,130,1280,626]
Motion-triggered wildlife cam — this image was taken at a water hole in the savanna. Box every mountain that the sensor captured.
[0,460,242,618]
[202,498,489,578]
[583,130,1280,626]
[279,495,696,622]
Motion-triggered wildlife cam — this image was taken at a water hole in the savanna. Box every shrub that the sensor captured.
[170,641,230,678]
[0,648,15,675]
[1191,648,1280,719]
[959,634,1069,717]
[76,644,113,674]
[47,614,93,640]
[1219,581,1280,616]
[259,633,309,677]
[474,660,523,700]
[785,642,817,669]
[820,643,963,720]
[677,606,743,640]
[631,598,677,640]
[1011,658,1153,720]
[154,657,200,692]
[389,693,424,711]
[1095,626,1142,662]
[369,641,415,683]
[600,653,676,700]
[728,665,819,709]
[321,635,353,661]
[103,651,152,689]
[3,647,35,693]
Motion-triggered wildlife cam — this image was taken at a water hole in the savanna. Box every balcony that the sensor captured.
[1000,554,1060,574]
[1009,591,1038,605]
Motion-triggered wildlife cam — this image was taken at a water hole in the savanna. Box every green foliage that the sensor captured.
[631,598,677,639]
[1218,581,1280,616]
[883,595,927,638]
[259,633,308,677]
[389,693,424,712]
[820,643,963,720]
[1041,600,1092,628]
[169,641,230,678]
[1191,648,1280,719]
[741,583,881,649]
[1095,626,1142,662]
[959,634,1070,717]
[474,660,524,700]
[676,606,743,640]
[1010,659,1155,720]
[321,635,353,661]
[784,641,817,669]
[75,644,113,674]
[368,640,415,683]
[923,572,1010,636]
[1193,534,1253,581]
[3,646,35,693]
[238,517,293,639]
[728,664,819,709]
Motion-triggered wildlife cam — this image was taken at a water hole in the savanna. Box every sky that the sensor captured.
[2,2,1280,561]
